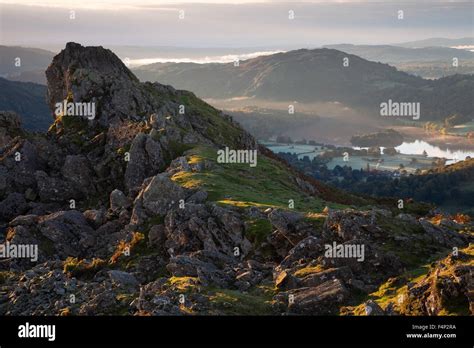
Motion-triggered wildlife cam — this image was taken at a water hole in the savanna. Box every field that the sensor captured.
[265,142,437,173]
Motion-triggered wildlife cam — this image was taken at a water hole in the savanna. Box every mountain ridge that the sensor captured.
[0,77,50,131]
[0,43,472,316]
[133,48,474,122]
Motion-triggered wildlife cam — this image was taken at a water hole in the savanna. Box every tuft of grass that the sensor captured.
[109,232,145,264]
[0,271,14,284]
[63,257,106,278]
[207,286,275,315]
[245,218,273,246]
[348,245,474,315]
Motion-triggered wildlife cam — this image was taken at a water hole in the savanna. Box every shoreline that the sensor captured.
[393,126,474,151]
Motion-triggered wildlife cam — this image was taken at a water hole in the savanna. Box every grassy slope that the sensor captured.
[172,145,348,212]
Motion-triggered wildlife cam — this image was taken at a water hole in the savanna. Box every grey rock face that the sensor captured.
[38,210,96,258]
[164,203,252,258]
[276,279,349,315]
[46,42,153,128]
[124,133,166,195]
[0,192,28,221]
[61,155,94,196]
[124,133,148,194]
[108,270,139,288]
[141,173,186,216]
[34,171,76,203]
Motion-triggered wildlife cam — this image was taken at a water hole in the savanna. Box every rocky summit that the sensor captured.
[0,43,472,316]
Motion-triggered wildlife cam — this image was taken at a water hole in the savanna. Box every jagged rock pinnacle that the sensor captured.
[46,42,150,127]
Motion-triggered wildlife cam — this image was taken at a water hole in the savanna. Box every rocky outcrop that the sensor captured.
[275,279,349,315]
[0,42,472,317]
[164,204,252,258]
[400,250,473,315]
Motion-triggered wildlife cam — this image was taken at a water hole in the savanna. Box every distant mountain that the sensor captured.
[0,42,471,318]
[323,44,474,63]
[397,37,474,48]
[134,48,474,122]
[0,77,50,131]
[0,46,54,84]
[323,44,474,78]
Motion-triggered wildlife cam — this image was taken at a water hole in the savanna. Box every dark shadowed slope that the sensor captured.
[0,77,50,131]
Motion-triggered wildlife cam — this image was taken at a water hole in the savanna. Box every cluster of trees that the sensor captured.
[229,107,319,141]
[274,136,324,145]
[423,114,468,136]
[350,129,404,147]
[278,151,474,214]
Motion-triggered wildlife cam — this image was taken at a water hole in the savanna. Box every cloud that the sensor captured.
[127,50,285,66]
[1,2,472,48]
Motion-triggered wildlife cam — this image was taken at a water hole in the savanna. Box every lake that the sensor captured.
[395,140,474,164]
[264,139,474,171]
[266,140,474,163]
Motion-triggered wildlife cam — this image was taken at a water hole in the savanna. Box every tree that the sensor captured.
[384,147,398,156]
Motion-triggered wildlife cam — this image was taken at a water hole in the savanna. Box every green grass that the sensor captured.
[245,218,273,246]
[347,244,473,315]
[207,285,275,315]
[377,217,446,268]
[141,215,165,233]
[63,257,106,279]
[176,93,244,148]
[0,271,14,284]
[172,146,347,212]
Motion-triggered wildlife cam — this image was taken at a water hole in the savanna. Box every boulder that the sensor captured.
[38,210,96,258]
[124,133,148,194]
[109,189,129,211]
[0,192,28,221]
[83,209,106,228]
[281,279,349,315]
[61,155,94,195]
[35,171,76,203]
[141,173,186,216]
[164,203,252,258]
[108,270,139,288]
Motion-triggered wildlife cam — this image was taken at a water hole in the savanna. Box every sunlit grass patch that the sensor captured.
[172,145,346,213]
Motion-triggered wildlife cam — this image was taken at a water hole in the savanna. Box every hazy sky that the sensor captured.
[1,0,472,49]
